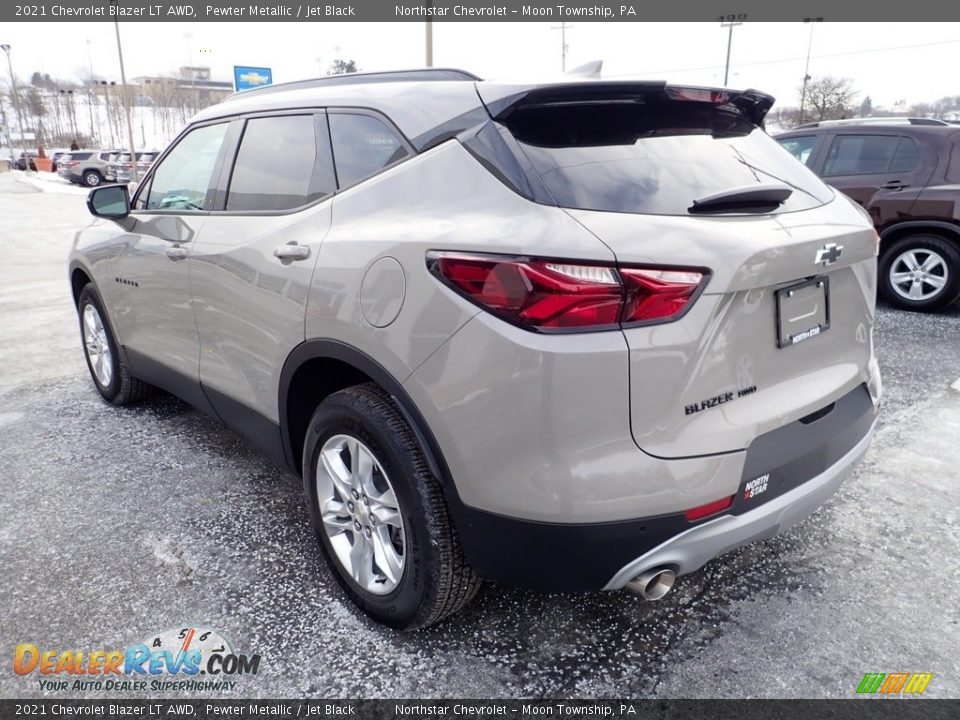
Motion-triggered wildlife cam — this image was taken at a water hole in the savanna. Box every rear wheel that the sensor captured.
[303,383,481,629]
[77,285,154,405]
[83,170,102,187]
[879,234,960,311]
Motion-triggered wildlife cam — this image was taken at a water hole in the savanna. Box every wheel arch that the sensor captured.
[879,221,960,251]
[279,340,453,492]
[70,264,93,307]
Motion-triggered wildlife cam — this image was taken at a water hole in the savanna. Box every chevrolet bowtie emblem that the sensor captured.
[815,243,843,265]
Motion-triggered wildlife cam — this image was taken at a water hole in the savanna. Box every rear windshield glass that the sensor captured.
[504,100,834,215]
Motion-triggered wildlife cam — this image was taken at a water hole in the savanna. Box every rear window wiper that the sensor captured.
[689,183,793,214]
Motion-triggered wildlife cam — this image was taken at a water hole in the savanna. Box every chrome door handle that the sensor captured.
[165,246,188,261]
[274,242,310,261]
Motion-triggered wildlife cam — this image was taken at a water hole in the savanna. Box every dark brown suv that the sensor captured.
[776,119,960,311]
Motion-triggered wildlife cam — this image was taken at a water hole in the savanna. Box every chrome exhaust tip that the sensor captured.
[625,568,676,601]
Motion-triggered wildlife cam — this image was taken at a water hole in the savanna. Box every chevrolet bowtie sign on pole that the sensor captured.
[233,66,273,92]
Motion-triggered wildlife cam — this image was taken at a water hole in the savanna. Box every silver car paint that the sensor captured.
[566,199,878,458]
[80,213,208,382]
[69,86,880,534]
[193,81,484,143]
[190,205,332,420]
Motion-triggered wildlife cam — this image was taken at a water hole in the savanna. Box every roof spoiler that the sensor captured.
[478,82,776,127]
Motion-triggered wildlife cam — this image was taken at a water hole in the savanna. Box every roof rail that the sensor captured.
[223,68,481,101]
[795,117,951,129]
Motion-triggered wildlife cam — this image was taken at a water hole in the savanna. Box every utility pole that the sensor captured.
[425,0,433,66]
[798,16,823,125]
[550,22,572,72]
[0,91,12,155]
[1,44,30,172]
[110,3,139,181]
[719,14,745,86]
[85,39,96,144]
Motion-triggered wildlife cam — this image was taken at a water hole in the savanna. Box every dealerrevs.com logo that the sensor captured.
[14,627,260,693]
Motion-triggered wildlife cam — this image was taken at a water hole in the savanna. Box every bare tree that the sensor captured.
[800,76,858,122]
[328,59,358,75]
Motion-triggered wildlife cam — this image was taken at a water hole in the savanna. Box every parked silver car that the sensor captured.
[106,151,158,184]
[59,148,120,186]
[69,70,881,629]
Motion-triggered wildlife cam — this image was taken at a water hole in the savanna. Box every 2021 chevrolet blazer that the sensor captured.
[70,69,881,629]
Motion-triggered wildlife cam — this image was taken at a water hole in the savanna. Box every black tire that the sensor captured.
[83,170,102,187]
[879,234,960,312]
[77,284,154,405]
[303,383,481,630]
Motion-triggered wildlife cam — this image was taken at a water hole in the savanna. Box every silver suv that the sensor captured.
[69,70,882,629]
[59,148,120,187]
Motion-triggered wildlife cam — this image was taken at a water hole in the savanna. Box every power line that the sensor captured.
[605,38,960,79]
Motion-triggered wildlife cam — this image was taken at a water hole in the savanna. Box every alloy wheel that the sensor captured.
[316,434,405,595]
[82,303,113,388]
[888,248,948,302]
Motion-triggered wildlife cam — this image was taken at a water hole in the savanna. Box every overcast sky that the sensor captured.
[7,21,960,109]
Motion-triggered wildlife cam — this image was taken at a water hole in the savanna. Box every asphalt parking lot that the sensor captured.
[1,170,959,699]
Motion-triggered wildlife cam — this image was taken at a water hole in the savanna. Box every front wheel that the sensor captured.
[83,170,102,187]
[879,234,960,312]
[303,383,481,629]
[77,285,154,405]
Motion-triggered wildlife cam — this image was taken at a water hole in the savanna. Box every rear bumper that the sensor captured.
[450,383,878,593]
[604,417,875,589]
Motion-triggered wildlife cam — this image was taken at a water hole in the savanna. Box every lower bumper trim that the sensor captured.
[603,419,876,590]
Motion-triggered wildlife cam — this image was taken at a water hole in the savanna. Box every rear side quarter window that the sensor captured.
[777,135,818,167]
[946,141,960,183]
[328,112,410,189]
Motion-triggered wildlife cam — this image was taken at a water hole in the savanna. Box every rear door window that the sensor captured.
[328,112,410,188]
[501,99,832,215]
[822,135,903,176]
[225,114,335,211]
[777,135,818,166]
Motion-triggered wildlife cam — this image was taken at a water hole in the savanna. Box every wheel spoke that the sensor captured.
[320,447,353,501]
[903,251,921,271]
[83,308,97,339]
[369,487,401,527]
[320,498,352,531]
[909,280,924,298]
[349,535,374,587]
[350,439,373,492]
[920,254,942,273]
[890,271,913,285]
[924,274,946,290]
[370,527,403,585]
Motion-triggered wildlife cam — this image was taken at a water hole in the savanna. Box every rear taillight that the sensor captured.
[428,252,707,332]
[684,495,734,522]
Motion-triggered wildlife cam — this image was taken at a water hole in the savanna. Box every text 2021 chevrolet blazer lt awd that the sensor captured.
[69,69,881,629]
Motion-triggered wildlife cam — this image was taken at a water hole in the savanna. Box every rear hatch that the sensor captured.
[477,82,878,458]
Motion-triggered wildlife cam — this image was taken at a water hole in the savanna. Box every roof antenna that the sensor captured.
[566,60,602,78]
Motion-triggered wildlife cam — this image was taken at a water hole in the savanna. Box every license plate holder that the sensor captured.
[776,277,830,349]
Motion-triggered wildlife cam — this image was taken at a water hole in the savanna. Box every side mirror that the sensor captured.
[87,184,130,219]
